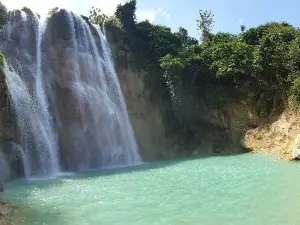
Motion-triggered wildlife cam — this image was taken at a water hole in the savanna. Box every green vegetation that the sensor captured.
[197,10,214,42]
[0,51,4,66]
[89,7,108,27]
[90,0,300,129]
[48,7,59,16]
[0,1,6,68]
[0,1,7,29]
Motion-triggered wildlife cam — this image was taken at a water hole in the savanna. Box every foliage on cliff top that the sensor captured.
[48,7,59,16]
[0,1,7,29]
[0,51,4,66]
[90,1,300,111]
[0,1,6,71]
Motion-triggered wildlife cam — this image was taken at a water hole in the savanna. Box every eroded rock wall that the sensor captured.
[0,57,18,184]
[0,8,299,185]
[244,106,300,160]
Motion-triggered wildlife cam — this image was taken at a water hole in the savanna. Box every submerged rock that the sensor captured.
[0,199,16,225]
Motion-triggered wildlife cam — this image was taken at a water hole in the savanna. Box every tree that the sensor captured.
[48,7,59,16]
[174,27,198,45]
[89,7,108,27]
[212,32,238,43]
[115,0,137,33]
[197,10,214,42]
[175,27,188,44]
[210,41,259,83]
[0,1,7,29]
[240,25,246,33]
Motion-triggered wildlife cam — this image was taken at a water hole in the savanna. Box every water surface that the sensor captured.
[4,154,300,225]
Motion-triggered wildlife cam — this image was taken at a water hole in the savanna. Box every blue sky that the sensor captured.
[3,0,300,38]
[137,0,300,38]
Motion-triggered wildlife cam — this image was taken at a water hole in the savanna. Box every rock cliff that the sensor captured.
[0,8,299,185]
[106,23,300,160]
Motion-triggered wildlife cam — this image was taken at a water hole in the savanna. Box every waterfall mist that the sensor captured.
[0,9,141,177]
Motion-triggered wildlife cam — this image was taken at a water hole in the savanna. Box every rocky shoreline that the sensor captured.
[0,199,16,225]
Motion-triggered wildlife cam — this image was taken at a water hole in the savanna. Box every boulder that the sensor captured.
[292,135,300,160]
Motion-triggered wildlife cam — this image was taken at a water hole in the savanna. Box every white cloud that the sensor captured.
[87,0,126,16]
[1,0,125,17]
[137,8,171,23]
[2,0,170,24]
[160,10,171,21]
[238,18,245,24]
[2,0,70,16]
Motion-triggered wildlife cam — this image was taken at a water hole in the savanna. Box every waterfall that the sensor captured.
[33,15,60,175]
[3,60,59,176]
[11,143,30,178]
[0,9,141,177]
[97,29,141,164]
[53,12,141,169]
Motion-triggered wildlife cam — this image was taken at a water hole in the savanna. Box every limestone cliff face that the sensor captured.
[165,81,299,159]
[0,9,299,184]
[0,56,18,183]
[0,9,179,182]
[107,36,177,160]
[0,10,34,182]
[244,106,300,160]
[117,67,174,160]
[107,28,298,160]
[105,27,252,158]
[92,25,300,160]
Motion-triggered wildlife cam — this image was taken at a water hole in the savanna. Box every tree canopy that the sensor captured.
[0,1,7,29]
[90,1,300,112]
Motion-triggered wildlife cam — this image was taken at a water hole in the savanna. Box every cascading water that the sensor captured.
[11,143,30,178]
[1,11,60,177]
[3,60,59,177]
[0,9,141,178]
[97,29,141,165]
[51,12,141,169]
[33,14,60,175]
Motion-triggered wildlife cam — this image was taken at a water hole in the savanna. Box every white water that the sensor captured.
[34,14,60,175]
[11,143,30,178]
[98,29,141,164]
[1,9,141,178]
[3,61,58,176]
[54,12,141,169]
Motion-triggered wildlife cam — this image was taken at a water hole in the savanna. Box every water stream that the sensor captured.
[34,14,60,175]
[1,9,141,178]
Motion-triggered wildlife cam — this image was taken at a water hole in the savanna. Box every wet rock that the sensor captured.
[292,135,300,160]
[191,150,200,157]
[0,199,17,224]
[0,172,3,193]
[49,9,73,40]
[0,141,25,180]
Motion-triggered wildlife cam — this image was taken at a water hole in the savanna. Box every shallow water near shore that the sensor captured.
[3,154,300,225]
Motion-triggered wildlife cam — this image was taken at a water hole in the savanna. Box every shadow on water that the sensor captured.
[6,152,249,190]
[73,152,250,180]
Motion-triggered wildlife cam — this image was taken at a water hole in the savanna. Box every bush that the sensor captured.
[90,3,300,119]
[288,73,300,107]
[0,1,7,28]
